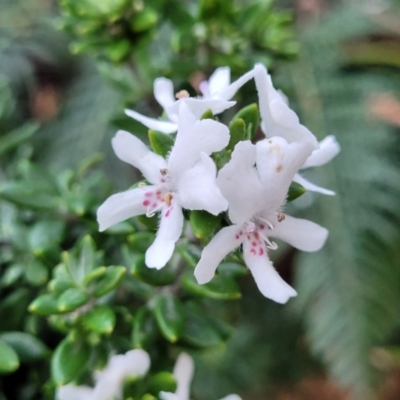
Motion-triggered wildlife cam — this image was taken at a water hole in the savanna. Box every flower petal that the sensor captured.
[217,68,255,101]
[173,353,194,400]
[217,141,266,225]
[177,153,228,215]
[112,130,166,184]
[97,187,151,232]
[154,77,176,111]
[194,225,244,284]
[145,201,184,269]
[269,214,328,252]
[56,384,94,400]
[293,173,335,196]
[91,379,121,400]
[219,396,243,400]
[168,102,230,179]
[166,98,235,120]
[254,64,318,149]
[159,393,179,400]
[124,109,178,134]
[255,137,314,213]
[302,135,340,169]
[243,239,297,303]
[123,349,151,376]
[208,66,231,97]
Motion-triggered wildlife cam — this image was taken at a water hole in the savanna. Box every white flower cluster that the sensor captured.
[56,350,240,400]
[56,349,150,400]
[97,64,340,304]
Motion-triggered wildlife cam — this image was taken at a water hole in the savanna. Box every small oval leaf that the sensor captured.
[82,306,116,335]
[148,130,174,158]
[153,295,185,343]
[0,332,49,363]
[0,340,19,374]
[189,210,222,239]
[131,255,176,287]
[287,181,307,202]
[51,338,90,385]
[57,288,89,313]
[29,293,60,316]
[92,266,126,297]
[132,308,158,349]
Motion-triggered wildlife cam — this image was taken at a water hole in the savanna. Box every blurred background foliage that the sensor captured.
[1,0,400,399]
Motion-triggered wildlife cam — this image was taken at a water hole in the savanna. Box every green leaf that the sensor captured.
[1,264,24,286]
[130,8,158,32]
[57,288,89,313]
[0,289,30,330]
[77,235,97,281]
[200,109,214,120]
[0,340,19,374]
[0,182,61,210]
[0,123,39,156]
[131,255,176,287]
[287,181,306,202]
[141,395,157,400]
[25,260,49,286]
[230,103,259,140]
[217,262,247,277]
[83,266,107,286]
[128,232,155,253]
[147,372,177,396]
[153,295,185,343]
[51,338,90,385]
[0,332,49,363]
[148,130,174,158]
[82,306,116,335]
[189,210,222,239]
[62,251,82,285]
[92,266,126,297]
[28,219,65,255]
[132,308,158,349]
[182,313,223,348]
[75,153,105,181]
[106,39,131,63]
[176,244,201,268]
[228,118,246,150]
[49,264,76,294]
[137,214,158,231]
[182,273,241,300]
[29,293,60,316]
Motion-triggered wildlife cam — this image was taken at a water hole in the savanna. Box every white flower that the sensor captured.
[125,67,254,134]
[97,102,229,269]
[254,64,319,150]
[56,384,94,400]
[294,135,341,195]
[92,349,150,400]
[160,353,242,400]
[55,349,150,400]
[194,139,328,303]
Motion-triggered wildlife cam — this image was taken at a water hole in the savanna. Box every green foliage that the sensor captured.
[51,338,90,385]
[153,295,185,343]
[189,210,222,239]
[148,130,175,158]
[287,182,307,202]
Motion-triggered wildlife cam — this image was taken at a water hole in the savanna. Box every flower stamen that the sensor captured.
[256,216,274,230]
[258,230,278,250]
